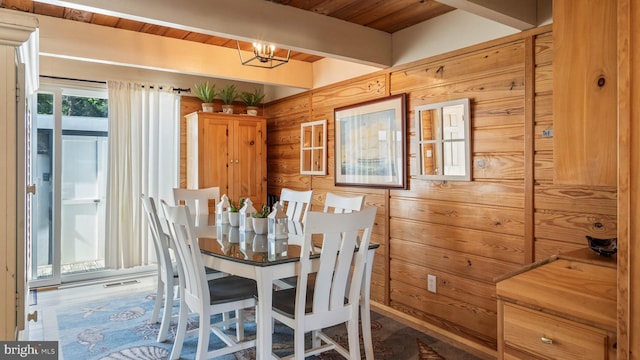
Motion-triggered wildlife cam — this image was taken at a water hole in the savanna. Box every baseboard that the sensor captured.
[370,301,496,360]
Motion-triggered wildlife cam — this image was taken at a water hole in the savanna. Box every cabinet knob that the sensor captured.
[540,337,553,345]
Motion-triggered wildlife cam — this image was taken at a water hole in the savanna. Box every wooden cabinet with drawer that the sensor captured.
[496,248,617,359]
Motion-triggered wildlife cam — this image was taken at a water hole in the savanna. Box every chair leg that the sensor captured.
[150,275,163,324]
[311,329,321,348]
[170,297,188,360]
[294,327,305,360]
[235,309,245,341]
[347,318,361,360]
[360,301,374,360]
[156,279,173,342]
[196,312,211,360]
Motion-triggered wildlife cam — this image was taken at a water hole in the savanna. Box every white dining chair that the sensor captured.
[323,192,365,213]
[271,207,377,359]
[141,194,177,343]
[161,201,258,360]
[173,187,220,217]
[278,188,313,224]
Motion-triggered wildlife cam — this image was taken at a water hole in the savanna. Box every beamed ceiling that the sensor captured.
[0,0,540,64]
[0,0,458,62]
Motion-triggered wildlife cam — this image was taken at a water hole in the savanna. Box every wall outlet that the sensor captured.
[427,274,437,293]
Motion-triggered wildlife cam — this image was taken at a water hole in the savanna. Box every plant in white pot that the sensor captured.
[218,84,238,114]
[251,204,270,234]
[194,81,216,112]
[239,88,265,116]
[227,198,244,227]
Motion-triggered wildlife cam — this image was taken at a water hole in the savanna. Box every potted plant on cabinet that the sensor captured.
[251,204,270,234]
[219,84,239,114]
[228,198,244,227]
[194,81,216,112]
[239,88,265,115]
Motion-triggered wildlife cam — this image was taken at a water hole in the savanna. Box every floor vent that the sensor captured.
[103,279,140,288]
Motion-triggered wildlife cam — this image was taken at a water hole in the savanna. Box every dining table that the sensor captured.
[192,214,379,360]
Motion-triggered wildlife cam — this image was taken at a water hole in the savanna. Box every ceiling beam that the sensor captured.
[32,0,392,67]
[436,0,538,30]
[36,14,314,88]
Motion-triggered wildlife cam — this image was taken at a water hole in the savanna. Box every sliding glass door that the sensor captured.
[30,83,110,286]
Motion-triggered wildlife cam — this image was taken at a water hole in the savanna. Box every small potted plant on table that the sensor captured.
[194,81,216,112]
[228,198,244,227]
[219,84,239,114]
[239,88,265,115]
[251,204,270,234]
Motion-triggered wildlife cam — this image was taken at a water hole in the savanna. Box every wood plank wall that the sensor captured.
[178,24,619,355]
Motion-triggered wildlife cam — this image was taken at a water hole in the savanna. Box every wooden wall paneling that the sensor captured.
[390,197,525,237]
[401,181,524,208]
[391,218,524,265]
[534,154,553,183]
[534,210,617,244]
[390,41,525,93]
[310,75,387,109]
[407,69,525,107]
[390,238,521,283]
[265,94,312,198]
[389,300,497,352]
[534,238,588,261]
[617,0,638,356]
[534,32,553,65]
[472,126,524,154]
[472,97,524,128]
[553,0,617,186]
[524,35,535,264]
[390,279,498,348]
[262,26,571,356]
[472,154,524,180]
[535,185,617,215]
[391,260,496,311]
[179,95,202,188]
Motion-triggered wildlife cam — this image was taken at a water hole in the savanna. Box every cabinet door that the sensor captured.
[231,118,266,205]
[199,117,230,193]
[553,0,617,186]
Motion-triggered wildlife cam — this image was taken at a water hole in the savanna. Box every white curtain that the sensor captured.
[106,81,179,269]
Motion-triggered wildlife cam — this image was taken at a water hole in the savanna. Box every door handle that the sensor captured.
[26,184,36,194]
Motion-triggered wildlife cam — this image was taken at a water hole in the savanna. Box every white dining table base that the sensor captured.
[200,248,376,360]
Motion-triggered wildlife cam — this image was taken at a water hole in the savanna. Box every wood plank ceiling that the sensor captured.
[0,0,455,62]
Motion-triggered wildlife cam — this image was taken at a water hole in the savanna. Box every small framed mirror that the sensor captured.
[414,98,471,181]
[300,119,327,175]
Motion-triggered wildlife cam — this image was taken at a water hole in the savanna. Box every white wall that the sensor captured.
[392,10,519,66]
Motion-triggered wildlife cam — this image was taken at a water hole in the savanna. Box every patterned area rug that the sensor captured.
[55,291,474,359]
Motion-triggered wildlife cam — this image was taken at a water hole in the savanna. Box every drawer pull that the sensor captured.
[540,337,553,345]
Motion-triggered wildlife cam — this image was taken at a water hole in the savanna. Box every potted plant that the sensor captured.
[228,198,244,227]
[218,84,239,114]
[239,88,265,116]
[251,204,270,234]
[194,81,216,112]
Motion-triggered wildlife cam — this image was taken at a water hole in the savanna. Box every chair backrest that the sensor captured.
[296,207,376,319]
[323,192,365,214]
[279,188,313,223]
[161,201,208,307]
[173,187,220,217]
[141,194,173,278]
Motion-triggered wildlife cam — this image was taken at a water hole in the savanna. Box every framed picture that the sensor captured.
[334,93,407,188]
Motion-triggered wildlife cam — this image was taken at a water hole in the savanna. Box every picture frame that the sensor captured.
[334,93,407,188]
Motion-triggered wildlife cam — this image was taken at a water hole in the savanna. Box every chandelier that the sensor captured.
[237,40,290,69]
